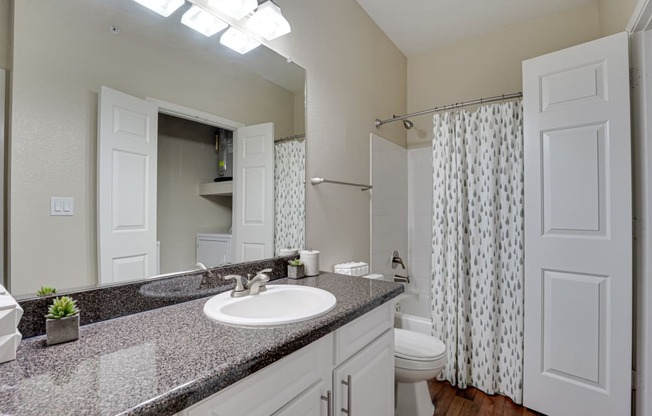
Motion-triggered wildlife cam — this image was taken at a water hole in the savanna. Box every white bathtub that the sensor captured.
[393,291,432,335]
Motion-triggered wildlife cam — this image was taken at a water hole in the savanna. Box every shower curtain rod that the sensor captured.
[275,133,305,143]
[374,92,523,128]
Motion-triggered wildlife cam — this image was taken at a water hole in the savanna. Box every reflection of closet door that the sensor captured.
[98,86,158,284]
[0,69,5,286]
[232,123,274,263]
[523,33,631,416]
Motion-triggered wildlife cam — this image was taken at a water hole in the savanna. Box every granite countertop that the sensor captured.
[0,273,403,416]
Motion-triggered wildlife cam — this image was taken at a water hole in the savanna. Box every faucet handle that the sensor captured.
[255,269,272,292]
[256,269,271,282]
[390,250,406,270]
[224,275,245,292]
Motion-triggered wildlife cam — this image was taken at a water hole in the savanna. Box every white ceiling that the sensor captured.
[355,0,598,57]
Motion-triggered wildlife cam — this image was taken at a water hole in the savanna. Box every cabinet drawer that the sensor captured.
[333,302,392,366]
[188,333,332,416]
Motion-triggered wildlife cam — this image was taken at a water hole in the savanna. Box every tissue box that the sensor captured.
[334,262,369,277]
[0,331,21,363]
[0,287,23,364]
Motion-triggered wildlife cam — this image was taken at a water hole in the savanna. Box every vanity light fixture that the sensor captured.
[220,26,261,54]
[133,0,185,17]
[207,0,258,20]
[245,1,291,40]
[181,5,228,37]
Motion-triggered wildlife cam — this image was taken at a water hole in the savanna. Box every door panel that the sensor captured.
[542,124,606,235]
[543,270,607,387]
[98,86,158,283]
[232,123,274,263]
[333,329,394,416]
[522,32,631,416]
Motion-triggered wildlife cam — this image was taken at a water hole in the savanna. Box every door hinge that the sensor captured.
[633,218,642,240]
[632,370,639,390]
[631,67,640,90]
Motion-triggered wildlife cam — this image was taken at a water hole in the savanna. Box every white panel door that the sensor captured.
[523,32,631,416]
[232,123,274,263]
[98,86,158,283]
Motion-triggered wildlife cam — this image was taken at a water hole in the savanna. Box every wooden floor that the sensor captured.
[429,380,544,416]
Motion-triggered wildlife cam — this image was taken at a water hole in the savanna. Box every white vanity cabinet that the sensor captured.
[180,302,394,416]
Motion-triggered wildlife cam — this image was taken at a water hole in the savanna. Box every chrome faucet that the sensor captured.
[225,268,272,297]
[246,268,272,295]
[224,274,247,297]
[195,262,215,278]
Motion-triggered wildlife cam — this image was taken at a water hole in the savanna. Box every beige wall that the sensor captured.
[157,115,232,275]
[599,0,639,35]
[269,0,407,273]
[407,2,602,148]
[0,0,10,70]
[9,0,296,294]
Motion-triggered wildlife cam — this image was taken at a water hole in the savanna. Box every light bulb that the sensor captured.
[132,0,185,17]
[181,5,228,37]
[245,1,291,40]
[206,0,258,20]
[220,27,261,54]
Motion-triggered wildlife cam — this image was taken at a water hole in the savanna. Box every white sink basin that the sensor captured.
[203,285,337,326]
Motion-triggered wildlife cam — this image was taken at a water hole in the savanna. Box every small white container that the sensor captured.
[0,331,21,363]
[0,290,23,364]
[300,250,320,276]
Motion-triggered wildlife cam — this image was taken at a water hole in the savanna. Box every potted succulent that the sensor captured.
[288,259,305,279]
[36,286,57,297]
[45,296,80,346]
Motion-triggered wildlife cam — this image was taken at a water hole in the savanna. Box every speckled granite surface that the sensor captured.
[0,273,403,416]
[17,256,295,338]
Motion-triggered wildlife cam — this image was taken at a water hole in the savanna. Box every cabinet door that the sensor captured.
[333,329,394,416]
[273,380,328,416]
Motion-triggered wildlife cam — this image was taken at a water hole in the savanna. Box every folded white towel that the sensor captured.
[0,290,22,364]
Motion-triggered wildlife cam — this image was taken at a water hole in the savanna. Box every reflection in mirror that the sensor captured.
[8,0,305,295]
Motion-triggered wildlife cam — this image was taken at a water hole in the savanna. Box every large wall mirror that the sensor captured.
[8,0,306,296]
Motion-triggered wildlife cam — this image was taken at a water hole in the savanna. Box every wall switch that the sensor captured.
[50,197,74,216]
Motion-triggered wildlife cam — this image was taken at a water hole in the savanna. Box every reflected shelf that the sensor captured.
[199,181,233,196]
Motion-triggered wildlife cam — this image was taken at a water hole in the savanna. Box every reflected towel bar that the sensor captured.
[310,177,372,191]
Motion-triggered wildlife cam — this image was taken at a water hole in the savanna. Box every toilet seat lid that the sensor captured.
[394,328,446,362]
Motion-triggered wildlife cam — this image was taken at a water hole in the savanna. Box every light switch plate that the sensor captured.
[50,197,74,216]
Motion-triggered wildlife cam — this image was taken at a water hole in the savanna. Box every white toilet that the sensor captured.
[394,328,447,416]
[362,273,447,416]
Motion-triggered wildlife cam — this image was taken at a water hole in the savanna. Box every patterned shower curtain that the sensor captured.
[430,101,524,403]
[274,140,305,254]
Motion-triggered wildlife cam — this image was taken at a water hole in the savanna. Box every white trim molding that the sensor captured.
[145,97,245,130]
[0,69,5,290]
[628,0,652,33]
[629,1,652,411]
